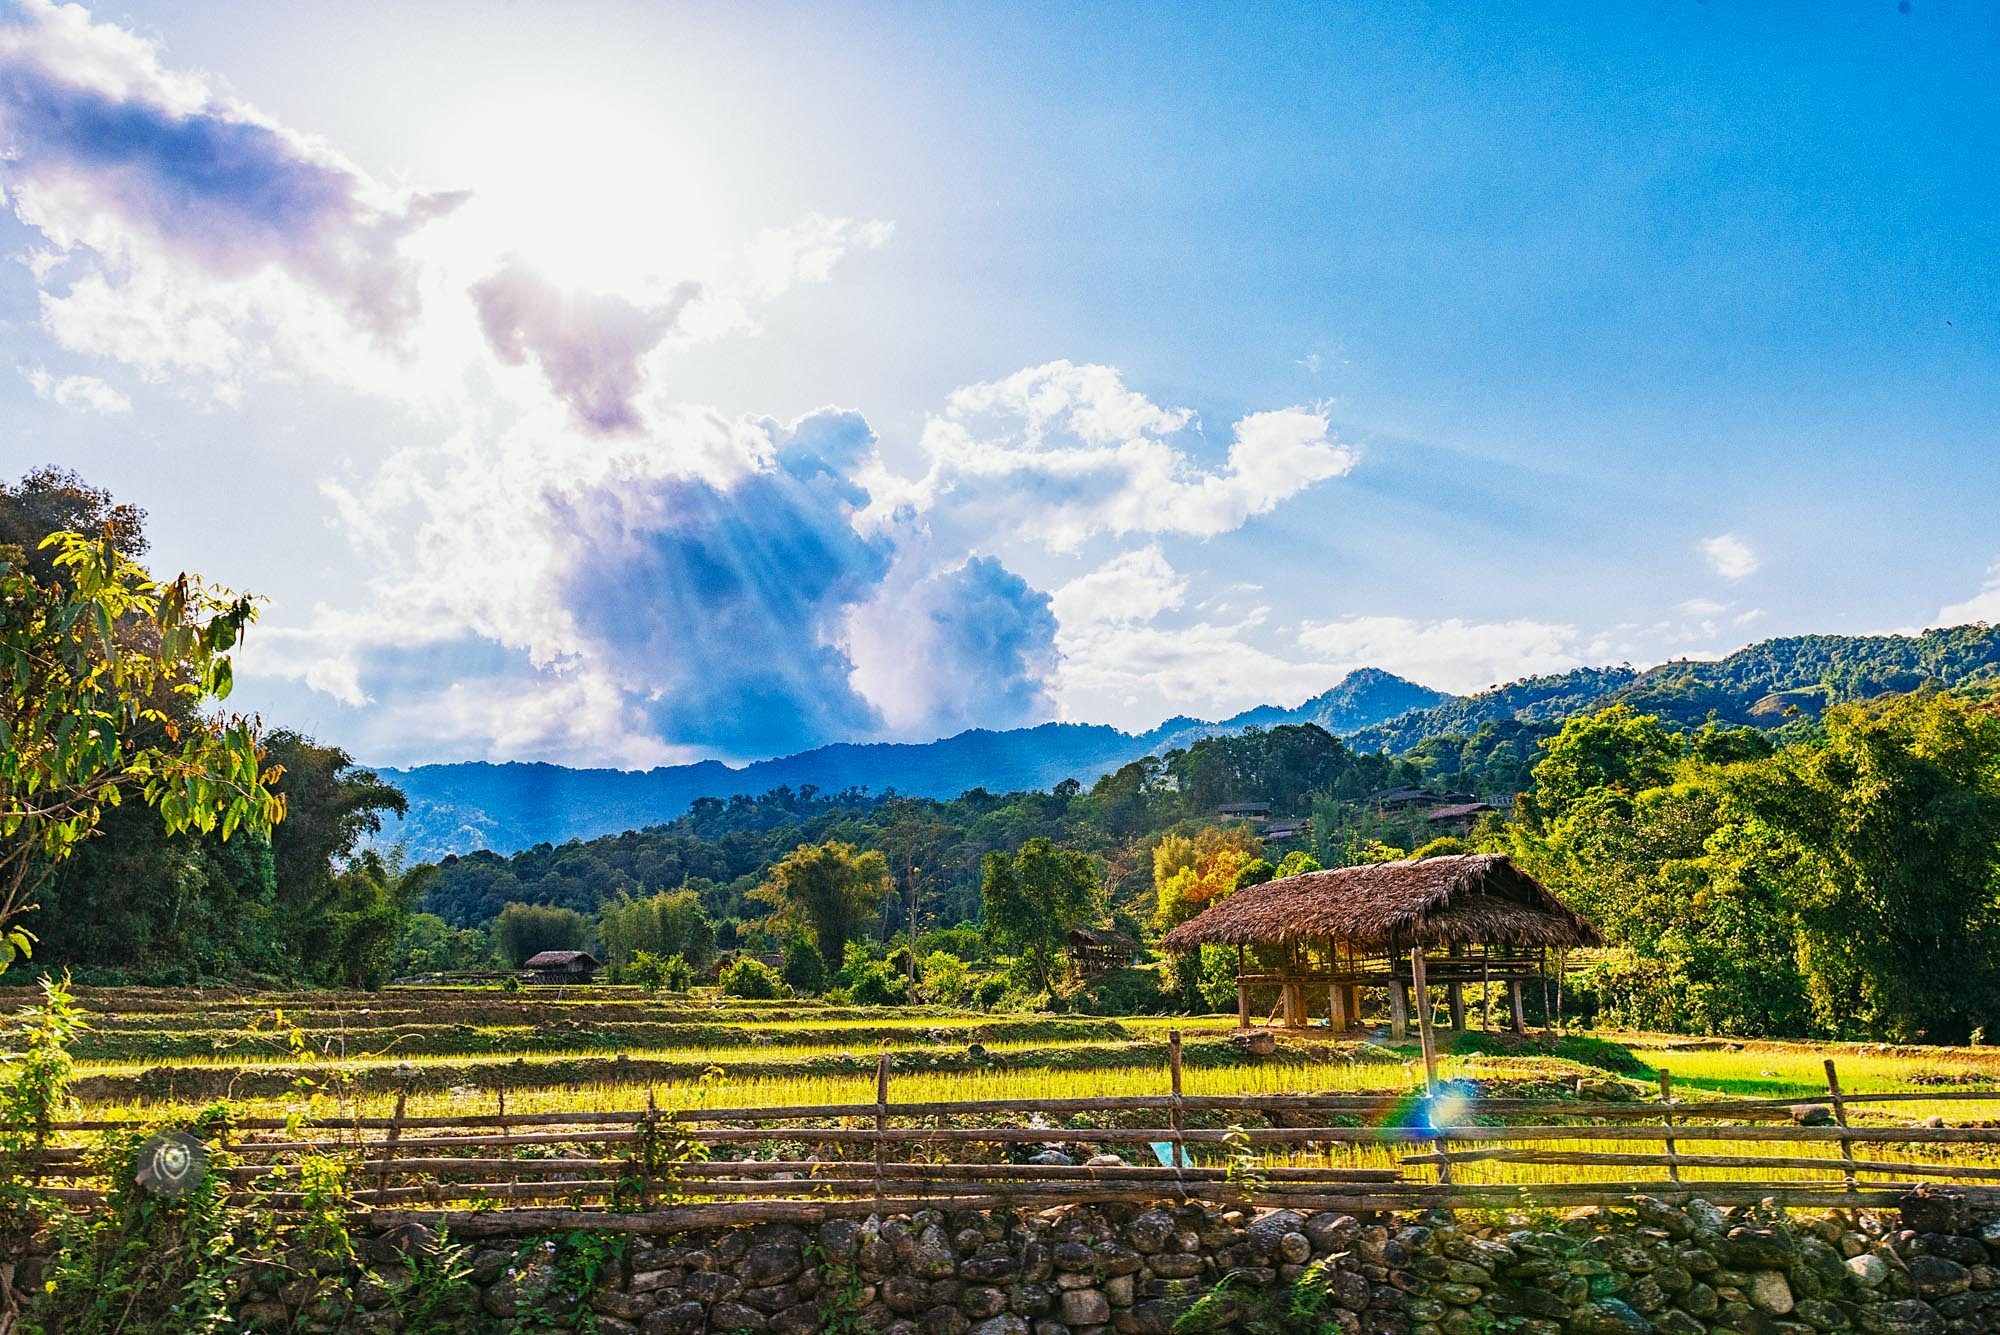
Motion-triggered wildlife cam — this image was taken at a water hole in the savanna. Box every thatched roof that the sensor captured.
[523,950,599,969]
[1068,928,1140,952]
[1159,854,1601,953]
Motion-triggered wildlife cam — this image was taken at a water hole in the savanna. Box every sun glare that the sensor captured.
[438,90,731,294]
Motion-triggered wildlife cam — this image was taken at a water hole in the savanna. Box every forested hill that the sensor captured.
[385,668,1449,858]
[1350,625,2000,755]
[385,627,2000,861]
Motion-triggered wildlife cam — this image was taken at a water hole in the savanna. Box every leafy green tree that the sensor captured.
[1,529,280,967]
[318,853,437,989]
[492,902,590,966]
[981,837,1101,991]
[749,840,890,970]
[394,912,493,974]
[1523,705,1685,827]
[596,887,715,966]
[719,956,783,999]
[1736,693,2000,1041]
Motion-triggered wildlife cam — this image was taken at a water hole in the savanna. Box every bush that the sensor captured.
[628,951,694,992]
[973,975,1009,1011]
[1070,966,1168,1016]
[847,959,910,1007]
[781,939,827,994]
[719,958,784,1000]
[918,950,970,1005]
[918,925,986,962]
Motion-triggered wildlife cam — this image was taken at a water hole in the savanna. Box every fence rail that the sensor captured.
[9,1040,2000,1234]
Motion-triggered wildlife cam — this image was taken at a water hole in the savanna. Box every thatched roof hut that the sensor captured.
[1160,853,1600,954]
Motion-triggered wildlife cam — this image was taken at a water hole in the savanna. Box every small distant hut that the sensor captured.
[522,949,600,985]
[1066,928,1141,979]
[1160,853,1600,1037]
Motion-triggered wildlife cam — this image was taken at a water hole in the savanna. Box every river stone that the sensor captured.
[1749,1270,1795,1315]
[1847,1255,1890,1288]
[1059,1289,1111,1326]
[1906,1255,1971,1299]
[1857,1299,1944,1335]
[969,1316,1030,1335]
[1568,1298,1654,1335]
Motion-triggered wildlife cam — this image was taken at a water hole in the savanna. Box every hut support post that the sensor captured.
[1236,946,1249,1030]
[1447,982,1466,1032]
[1345,985,1362,1032]
[1509,981,1527,1034]
[1327,980,1345,1030]
[1411,947,1439,1097]
[1388,979,1409,1041]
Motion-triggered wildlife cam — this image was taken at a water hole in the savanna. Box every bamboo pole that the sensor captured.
[1825,1058,1858,1191]
[1411,948,1438,1097]
[374,1088,407,1197]
[874,1048,890,1208]
[1659,1069,1680,1187]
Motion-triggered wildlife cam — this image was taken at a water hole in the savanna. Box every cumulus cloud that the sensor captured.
[471,259,697,432]
[1699,533,1760,581]
[0,0,462,389]
[907,362,1358,552]
[22,365,126,412]
[846,555,1059,738]
[1049,546,1187,628]
[1938,562,2000,626]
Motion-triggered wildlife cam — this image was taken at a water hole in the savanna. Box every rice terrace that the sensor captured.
[8,1,2000,1332]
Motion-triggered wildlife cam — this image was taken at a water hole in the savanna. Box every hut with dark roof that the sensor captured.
[522,949,601,985]
[1066,927,1141,979]
[1160,853,1600,1038]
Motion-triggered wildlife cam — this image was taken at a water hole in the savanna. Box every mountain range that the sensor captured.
[382,626,2000,861]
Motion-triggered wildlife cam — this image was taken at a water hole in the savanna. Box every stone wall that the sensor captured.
[16,1187,2000,1332]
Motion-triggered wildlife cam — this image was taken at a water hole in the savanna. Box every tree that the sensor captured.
[1736,693,2000,1041]
[317,853,436,989]
[0,530,281,966]
[749,840,890,971]
[981,837,1101,991]
[492,902,590,966]
[596,888,715,966]
[394,912,493,975]
[1523,705,1684,827]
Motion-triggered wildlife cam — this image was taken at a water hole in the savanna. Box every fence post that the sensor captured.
[875,1048,891,1209]
[1168,1029,1186,1174]
[1410,948,1438,1098]
[374,1087,408,1199]
[1659,1069,1681,1188]
[1824,1058,1858,1191]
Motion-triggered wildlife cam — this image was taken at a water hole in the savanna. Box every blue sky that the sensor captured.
[1,1,1996,768]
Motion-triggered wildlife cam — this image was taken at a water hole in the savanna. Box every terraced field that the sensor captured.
[10,984,2000,1192]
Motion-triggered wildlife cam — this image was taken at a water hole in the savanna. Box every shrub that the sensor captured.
[628,951,694,993]
[918,950,970,1005]
[917,925,986,962]
[781,939,828,994]
[719,958,784,1000]
[1070,965,1168,1016]
[847,960,910,1007]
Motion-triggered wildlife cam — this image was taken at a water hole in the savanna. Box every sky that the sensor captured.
[1,0,1997,770]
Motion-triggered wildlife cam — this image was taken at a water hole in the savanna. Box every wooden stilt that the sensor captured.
[1447,982,1466,1032]
[1237,946,1249,1030]
[1345,985,1362,1032]
[1388,978,1409,1042]
[1510,980,1527,1034]
[1328,982,1346,1030]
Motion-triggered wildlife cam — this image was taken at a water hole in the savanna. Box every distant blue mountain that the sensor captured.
[381,667,1451,858]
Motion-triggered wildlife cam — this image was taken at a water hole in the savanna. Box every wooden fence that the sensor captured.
[9,1038,2000,1236]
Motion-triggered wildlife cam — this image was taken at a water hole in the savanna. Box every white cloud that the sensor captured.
[905,361,1358,552]
[1938,562,2000,625]
[1699,533,1760,581]
[1295,616,1585,694]
[22,365,127,413]
[1049,546,1187,628]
